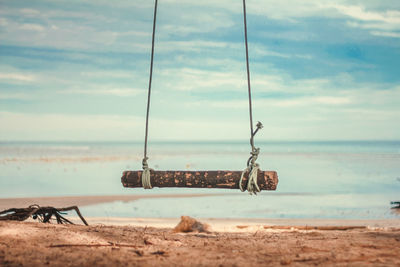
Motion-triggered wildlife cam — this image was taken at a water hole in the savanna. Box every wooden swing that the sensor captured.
[121,0,278,194]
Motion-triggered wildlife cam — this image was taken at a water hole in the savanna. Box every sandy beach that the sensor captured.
[1,219,400,266]
[1,195,400,266]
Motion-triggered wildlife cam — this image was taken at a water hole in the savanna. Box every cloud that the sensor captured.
[157,40,236,53]
[330,5,400,24]
[158,67,246,91]
[0,92,31,100]
[0,18,7,26]
[162,0,325,20]
[181,76,400,111]
[19,8,41,16]
[80,71,138,79]
[268,96,352,107]
[0,7,151,51]
[0,111,248,141]
[370,31,400,38]
[159,11,235,36]
[19,23,45,32]
[0,112,142,141]
[0,73,36,82]
[61,87,143,97]
[330,4,400,37]
[190,95,352,109]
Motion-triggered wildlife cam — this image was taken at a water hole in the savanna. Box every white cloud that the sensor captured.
[20,8,40,15]
[154,65,334,94]
[157,40,236,53]
[160,11,235,36]
[0,93,31,100]
[330,5,400,24]
[370,31,400,38]
[330,4,400,38]
[158,67,246,92]
[269,96,352,107]
[0,112,248,141]
[0,8,150,51]
[0,112,141,141]
[80,71,138,79]
[0,73,36,82]
[193,95,352,109]
[61,87,143,97]
[0,18,8,26]
[19,23,45,32]
[162,0,325,20]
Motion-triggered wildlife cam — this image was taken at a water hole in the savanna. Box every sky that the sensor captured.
[0,0,399,141]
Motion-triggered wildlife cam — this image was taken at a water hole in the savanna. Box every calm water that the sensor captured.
[1,141,399,219]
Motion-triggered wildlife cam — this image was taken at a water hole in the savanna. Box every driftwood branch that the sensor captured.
[0,205,88,226]
[122,170,278,191]
[391,201,400,209]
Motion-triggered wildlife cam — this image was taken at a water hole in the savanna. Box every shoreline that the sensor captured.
[0,193,229,211]
[1,194,399,229]
[68,217,400,230]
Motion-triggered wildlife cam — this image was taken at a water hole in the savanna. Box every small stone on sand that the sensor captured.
[173,216,210,233]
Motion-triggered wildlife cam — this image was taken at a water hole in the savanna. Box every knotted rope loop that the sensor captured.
[142,157,153,189]
[247,146,260,167]
[240,121,263,194]
[240,148,261,195]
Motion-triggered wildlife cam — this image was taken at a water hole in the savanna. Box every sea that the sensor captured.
[1,141,399,220]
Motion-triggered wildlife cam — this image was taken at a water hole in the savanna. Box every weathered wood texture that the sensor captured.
[121,170,278,191]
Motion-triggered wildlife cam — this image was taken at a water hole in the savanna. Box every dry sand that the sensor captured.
[1,195,400,266]
[1,220,400,266]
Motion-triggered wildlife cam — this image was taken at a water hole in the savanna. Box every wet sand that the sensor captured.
[0,194,228,211]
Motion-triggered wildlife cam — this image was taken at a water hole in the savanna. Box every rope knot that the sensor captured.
[241,146,261,195]
[240,120,263,195]
[141,157,152,189]
[142,157,149,170]
[239,163,260,195]
[249,147,260,166]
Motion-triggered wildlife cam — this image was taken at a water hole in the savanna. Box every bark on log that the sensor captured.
[121,170,278,191]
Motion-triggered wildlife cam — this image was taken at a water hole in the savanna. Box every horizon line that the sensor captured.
[1,139,400,144]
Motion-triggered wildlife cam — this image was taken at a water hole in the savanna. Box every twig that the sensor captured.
[263,225,366,231]
[49,243,143,248]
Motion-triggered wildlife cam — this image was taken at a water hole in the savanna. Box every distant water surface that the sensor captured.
[0,141,399,219]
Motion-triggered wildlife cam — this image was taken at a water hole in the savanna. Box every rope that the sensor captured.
[239,145,262,195]
[243,0,254,141]
[141,157,152,189]
[141,0,158,189]
[239,163,260,194]
[240,0,263,194]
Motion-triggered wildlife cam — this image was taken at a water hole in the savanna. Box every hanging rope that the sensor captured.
[142,0,158,189]
[240,0,263,195]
